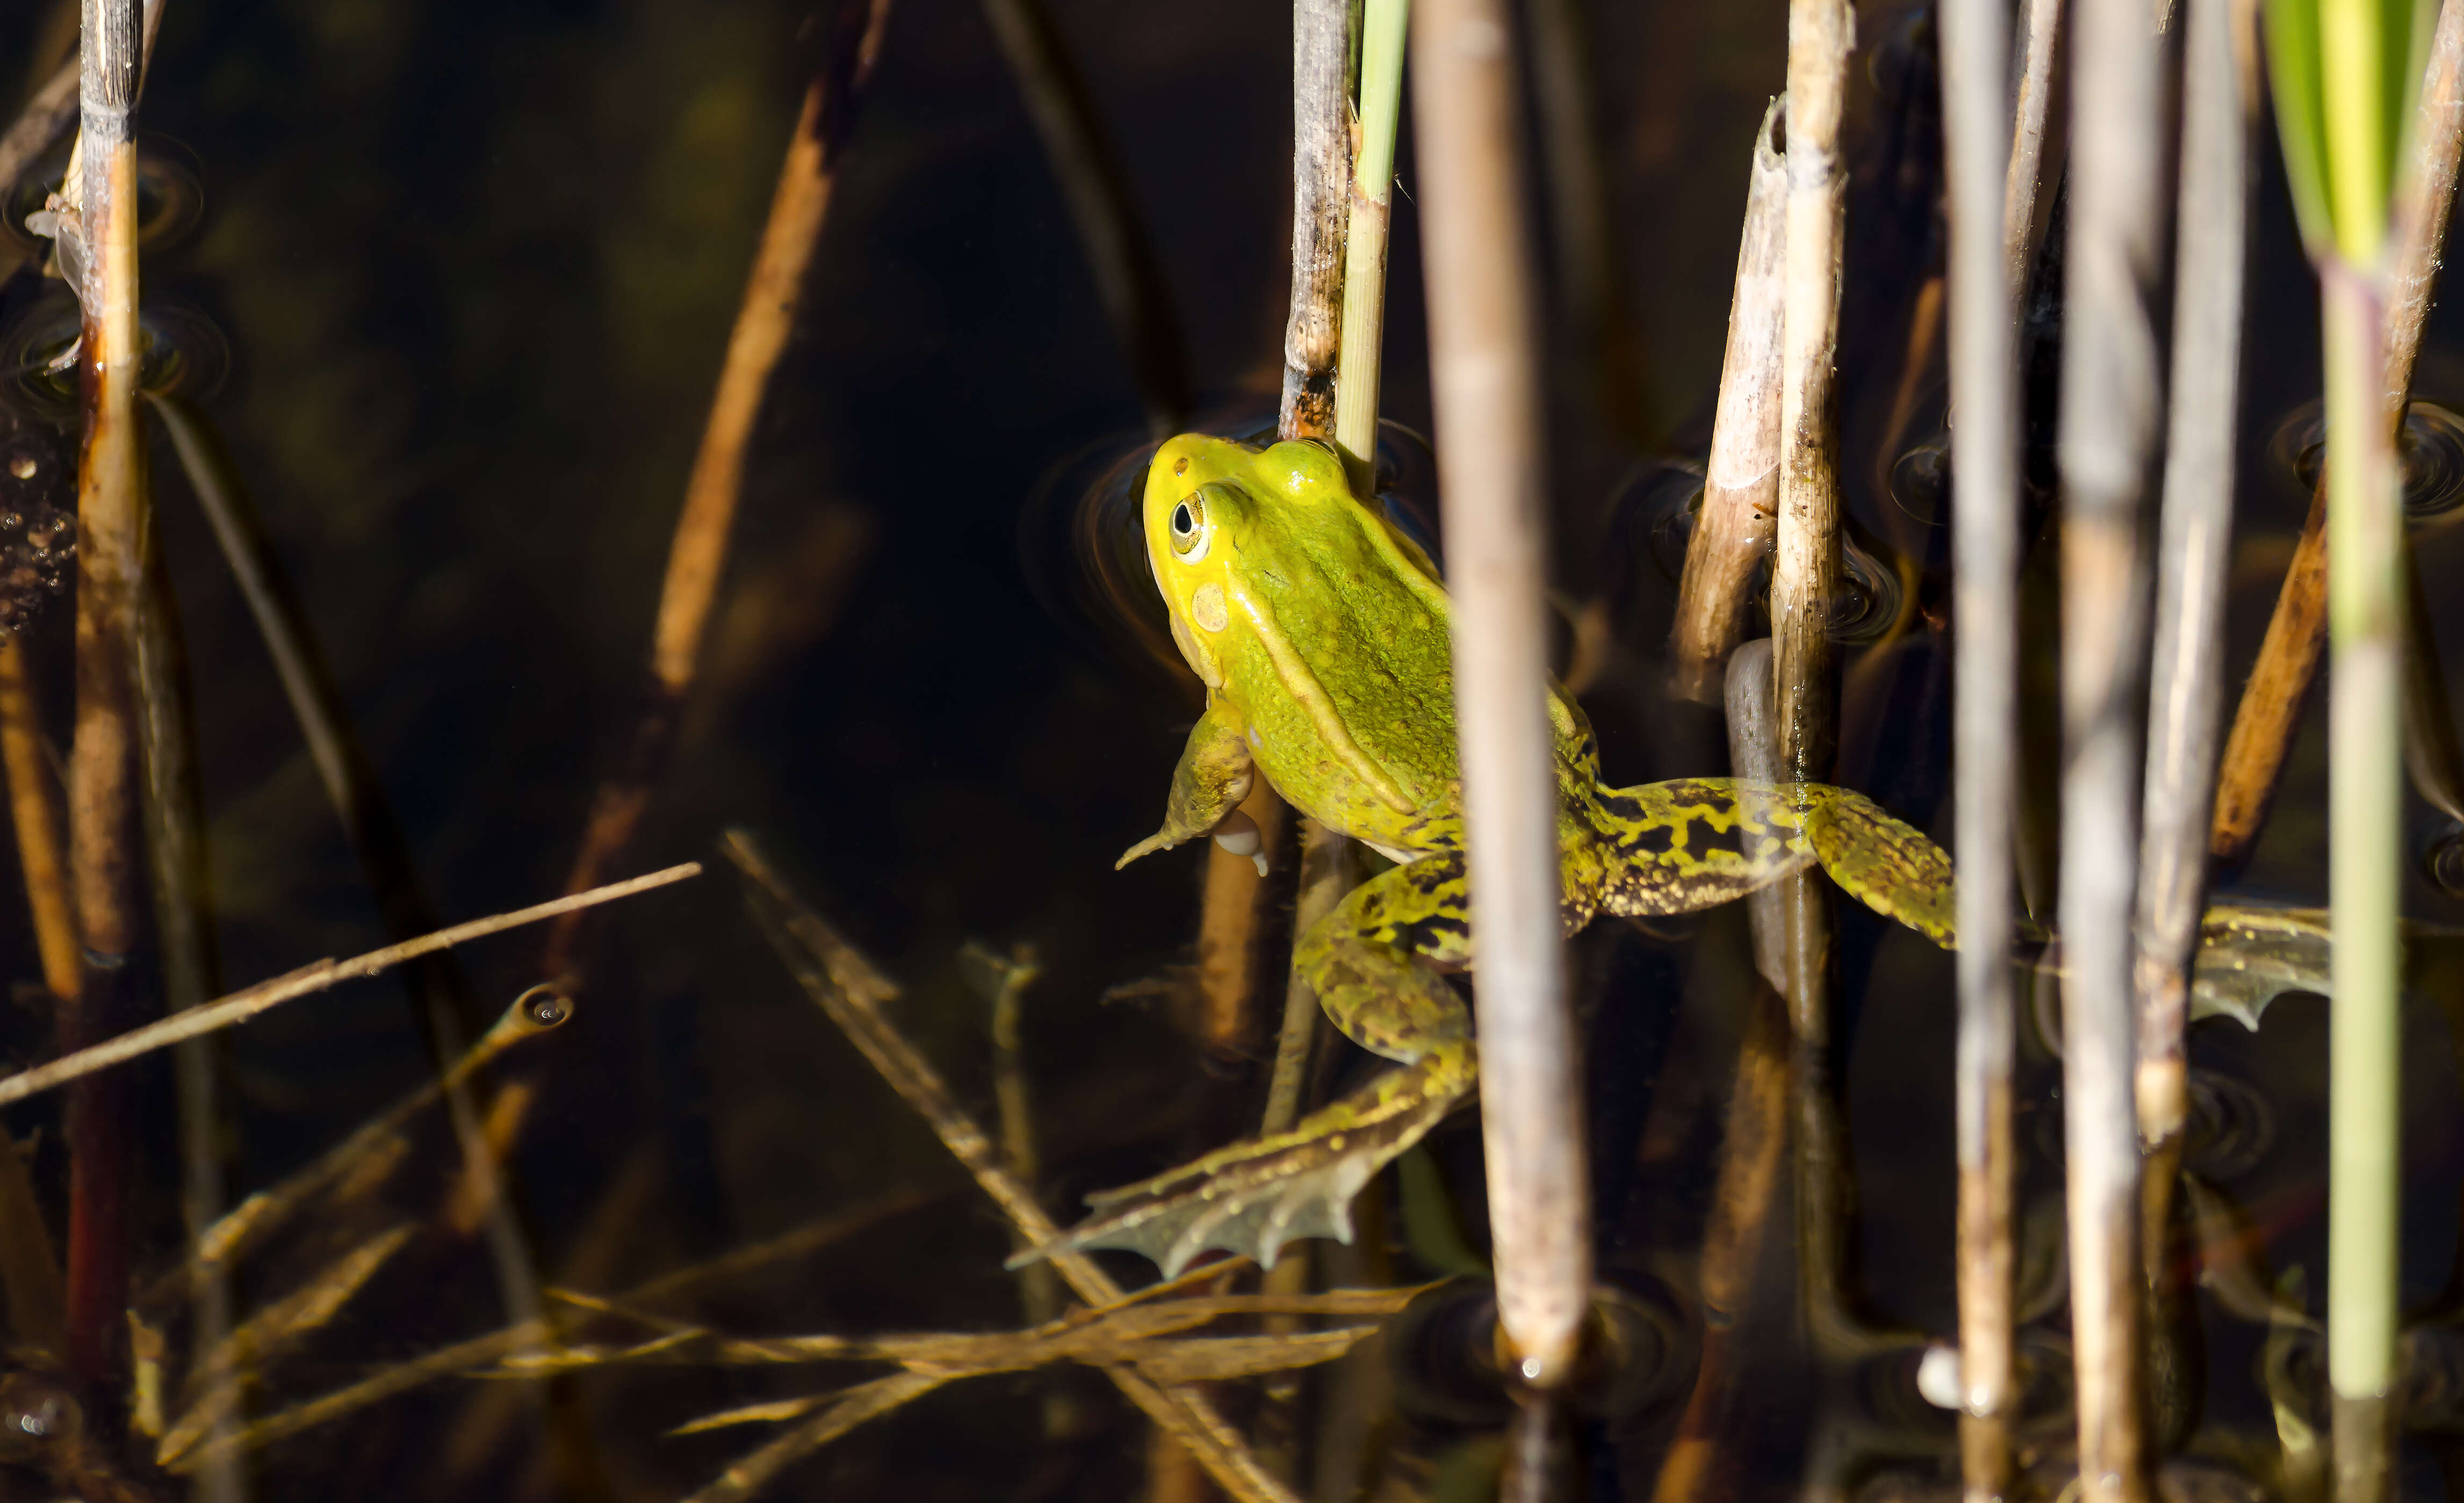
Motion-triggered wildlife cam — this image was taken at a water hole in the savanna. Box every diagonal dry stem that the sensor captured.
[724,829,1304,1503]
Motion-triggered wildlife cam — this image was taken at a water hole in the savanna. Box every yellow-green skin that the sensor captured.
[1033,435,1957,1278]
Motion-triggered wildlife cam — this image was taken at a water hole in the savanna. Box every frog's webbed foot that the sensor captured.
[1796,786,1956,947]
[1012,1043,1475,1277]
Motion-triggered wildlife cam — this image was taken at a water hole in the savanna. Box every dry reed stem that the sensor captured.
[1942,0,2023,1486]
[170,1188,938,1470]
[1196,782,1286,1060]
[61,0,145,1385]
[2058,0,2165,1490]
[1280,0,1350,442]
[1260,818,1353,1136]
[981,0,1191,433]
[541,0,892,988]
[2004,0,2063,300]
[2134,0,2249,1164]
[1667,103,1785,705]
[723,830,1304,1503]
[0,642,78,1002]
[1411,0,1588,1390]
[0,864,698,1109]
[2210,0,2464,861]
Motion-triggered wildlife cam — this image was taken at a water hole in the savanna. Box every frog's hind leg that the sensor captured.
[1016,856,1478,1279]
[1795,786,1957,947]
[1586,777,1815,916]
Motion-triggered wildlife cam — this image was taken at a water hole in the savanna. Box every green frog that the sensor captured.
[1027,433,1958,1278]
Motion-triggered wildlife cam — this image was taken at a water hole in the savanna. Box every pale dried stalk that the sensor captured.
[2134,0,2248,1167]
[2003,0,2063,299]
[2058,0,2166,1489]
[2210,0,2464,861]
[0,864,700,1109]
[1412,0,1587,1390]
[1667,103,1785,705]
[1329,0,1409,486]
[1942,0,2022,1488]
[723,832,1301,1503]
[542,0,893,987]
[1280,0,1351,441]
[62,0,145,1384]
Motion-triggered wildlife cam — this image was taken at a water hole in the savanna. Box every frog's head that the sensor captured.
[1141,433,1353,686]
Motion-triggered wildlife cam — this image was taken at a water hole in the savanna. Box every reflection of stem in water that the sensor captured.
[2211,0,2464,863]
[61,0,148,1386]
[2058,0,2164,1492]
[541,0,895,993]
[0,641,77,1008]
[1667,105,1784,707]
[723,832,1303,1503]
[980,0,1191,436]
[1941,0,2024,1490]
[131,478,244,1501]
[1411,0,1589,1394]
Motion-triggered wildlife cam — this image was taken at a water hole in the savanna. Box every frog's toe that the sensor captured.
[1115,830,1177,870]
[1011,1050,1472,1278]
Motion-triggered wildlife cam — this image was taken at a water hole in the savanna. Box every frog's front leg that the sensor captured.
[1116,695,1257,870]
[1018,852,1484,1278]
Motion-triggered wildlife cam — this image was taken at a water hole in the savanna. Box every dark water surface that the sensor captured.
[0,0,2453,1497]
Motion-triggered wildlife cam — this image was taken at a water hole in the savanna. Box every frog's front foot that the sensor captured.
[1013,1043,1475,1278]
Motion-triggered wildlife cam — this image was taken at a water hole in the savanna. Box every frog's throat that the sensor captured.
[1232,585,1418,816]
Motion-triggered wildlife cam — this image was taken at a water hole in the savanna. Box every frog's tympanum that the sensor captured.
[1024,435,1958,1278]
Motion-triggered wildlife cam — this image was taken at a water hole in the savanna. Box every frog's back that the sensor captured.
[1228,503,1462,847]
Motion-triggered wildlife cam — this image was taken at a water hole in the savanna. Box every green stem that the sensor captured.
[1331,0,1409,492]
[2324,257,2402,1416]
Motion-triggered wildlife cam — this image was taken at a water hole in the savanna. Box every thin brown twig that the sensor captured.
[0,863,700,1110]
[540,0,894,990]
[1414,0,1589,1397]
[1667,102,1785,705]
[0,641,77,1002]
[2210,0,2464,861]
[724,829,1303,1503]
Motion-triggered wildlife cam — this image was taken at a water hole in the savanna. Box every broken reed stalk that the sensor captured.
[1411,0,1588,1392]
[539,0,893,991]
[0,864,699,1109]
[1281,0,1350,442]
[1940,0,2021,1490]
[1329,0,1408,489]
[2210,0,2464,862]
[61,0,146,1385]
[979,0,1191,434]
[1667,103,1785,705]
[2134,0,2249,1242]
[2058,0,2166,1490]
[2004,0,2063,294]
[720,831,1302,1503]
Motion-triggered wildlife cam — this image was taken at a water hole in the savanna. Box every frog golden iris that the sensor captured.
[1020,433,1962,1279]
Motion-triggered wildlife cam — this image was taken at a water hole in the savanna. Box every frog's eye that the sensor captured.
[1169,492,1211,563]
